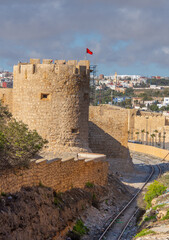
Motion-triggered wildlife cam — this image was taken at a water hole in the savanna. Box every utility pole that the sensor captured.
[90,65,97,105]
[99,88,101,104]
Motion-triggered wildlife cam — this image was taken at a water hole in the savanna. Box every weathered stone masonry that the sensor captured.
[89,105,129,158]
[0,60,131,157]
[0,153,108,194]
[0,59,108,193]
[12,59,90,152]
[0,88,13,112]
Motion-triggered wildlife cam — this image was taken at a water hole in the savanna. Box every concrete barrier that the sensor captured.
[128,142,169,161]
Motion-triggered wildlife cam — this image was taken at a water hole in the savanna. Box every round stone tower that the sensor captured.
[13,59,90,152]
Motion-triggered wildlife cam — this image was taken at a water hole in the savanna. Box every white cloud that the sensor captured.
[0,0,169,74]
[162,47,169,55]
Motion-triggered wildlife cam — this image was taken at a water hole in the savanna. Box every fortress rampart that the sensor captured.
[89,105,129,158]
[0,153,108,194]
[0,59,110,195]
[0,59,134,163]
[89,105,134,172]
[128,110,169,142]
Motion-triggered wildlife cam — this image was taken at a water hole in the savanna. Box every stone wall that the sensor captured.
[128,110,169,142]
[128,142,169,161]
[0,153,108,194]
[135,115,165,136]
[89,105,129,158]
[11,59,90,152]
[0,88,13,112]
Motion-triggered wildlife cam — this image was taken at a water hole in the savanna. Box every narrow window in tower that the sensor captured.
[40,93,50,100]
[33,64,36,74]
[71,129,78,134]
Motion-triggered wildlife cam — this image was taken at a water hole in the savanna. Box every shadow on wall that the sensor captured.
[89,121,134,173]
[89,121,130,158]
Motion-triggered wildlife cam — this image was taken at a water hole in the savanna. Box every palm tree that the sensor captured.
[146,131,149,145]
[154,130,158,146]
[141,129,145,143]
[151,134,155,146]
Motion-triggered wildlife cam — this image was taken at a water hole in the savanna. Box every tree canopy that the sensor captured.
[0,102,47,171]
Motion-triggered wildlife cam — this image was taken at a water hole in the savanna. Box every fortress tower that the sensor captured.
[13,59,90,152]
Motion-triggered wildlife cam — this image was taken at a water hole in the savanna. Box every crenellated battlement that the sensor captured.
[14,58,90,76]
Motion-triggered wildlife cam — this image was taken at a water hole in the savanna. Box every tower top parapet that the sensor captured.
[16,58,90,68]
[14,58,90,76]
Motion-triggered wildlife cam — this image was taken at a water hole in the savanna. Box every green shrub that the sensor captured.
[135,229,156,238]
[53,197,62,207]
[144,180,167,209]
[53,191,63,208]
[1,192,6,196]
[0,104,48,170]
[152,203,166,210]
[85,182,94,188]
[0,131,5,150]
[73,219,89,236]
[144,215,156,221]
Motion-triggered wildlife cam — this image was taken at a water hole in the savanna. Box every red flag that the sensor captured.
[86,48,93,55]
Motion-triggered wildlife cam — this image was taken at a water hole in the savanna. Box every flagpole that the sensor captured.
[85,49,87,60]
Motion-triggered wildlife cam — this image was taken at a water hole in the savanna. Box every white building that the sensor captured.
[163,97,169,106]
[150,85,162,89]
[144,101,155,107]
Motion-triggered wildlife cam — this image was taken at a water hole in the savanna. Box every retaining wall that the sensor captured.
[128,142,169,160]
[0,153,108,194]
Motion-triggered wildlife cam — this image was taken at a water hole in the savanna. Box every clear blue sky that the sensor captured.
[1,0,169,77]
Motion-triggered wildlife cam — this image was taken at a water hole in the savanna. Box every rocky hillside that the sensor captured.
[0,175,131,240]
[135,172,169,240]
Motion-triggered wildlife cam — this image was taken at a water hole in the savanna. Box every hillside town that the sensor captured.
[89,73,169,112]
[0,71,13,88]
[2,70,169,113]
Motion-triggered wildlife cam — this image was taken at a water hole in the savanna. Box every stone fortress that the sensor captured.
[0,58,133,193]
[0,58,109,194]
[0,58,130,158]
